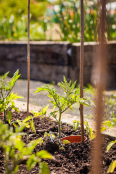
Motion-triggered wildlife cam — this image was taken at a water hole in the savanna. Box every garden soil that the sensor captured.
[0,111,116,174]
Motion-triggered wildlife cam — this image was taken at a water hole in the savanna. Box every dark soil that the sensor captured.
[0,111,116,174]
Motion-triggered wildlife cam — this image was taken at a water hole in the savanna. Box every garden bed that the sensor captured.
[0,111,116,174]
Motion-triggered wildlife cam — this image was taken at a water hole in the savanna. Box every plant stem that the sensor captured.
[58,110,62,142]
[4,110,6,123]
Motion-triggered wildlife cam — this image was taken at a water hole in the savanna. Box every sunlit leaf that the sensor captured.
[107,160,116,173]
[39,162,50,174]
[106,140,116,152]
[26,154,37,171]
[73,120,79,131]
[100,127,107,132]
[62,140,71,145]
[42,105,49,115]
[36,150,52,159]
[30,120,36,133]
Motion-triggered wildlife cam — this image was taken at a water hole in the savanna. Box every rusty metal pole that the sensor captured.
[27,0,30,117]
[92,0,107,173]
[80,0,84,144]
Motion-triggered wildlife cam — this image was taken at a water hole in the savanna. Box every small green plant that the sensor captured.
[35,76,89,142]
[0,70,23,123]
[85,121,96,139]
[32,105,49,118]
[106,140,116,173]
[12,105,50,133]
[0,120,52,174]
[13,115,36,133]
[73,120,96,140]
[73,120,80,131]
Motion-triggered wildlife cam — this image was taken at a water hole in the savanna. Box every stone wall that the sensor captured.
[0,41,116,88]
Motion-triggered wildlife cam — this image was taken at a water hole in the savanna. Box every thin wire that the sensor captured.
[27,0,30,117]
[80,0,84,144]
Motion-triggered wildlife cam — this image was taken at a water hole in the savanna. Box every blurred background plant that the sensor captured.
[0,0,115,42]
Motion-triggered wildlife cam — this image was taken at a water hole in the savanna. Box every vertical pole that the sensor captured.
[27,0,30,117]
[80,0,84,144]
[93,0,107,173]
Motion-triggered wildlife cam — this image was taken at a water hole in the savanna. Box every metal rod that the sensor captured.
[27,0,30,117]
[93,0,107,173]
[80,0,84,144]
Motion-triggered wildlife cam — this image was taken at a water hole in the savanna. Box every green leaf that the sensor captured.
[73,120,79,131]
[62,140,71,145]
[23,116,32,123]
[113,95,116,99]
[102,121,113,128]
[50,111,57,119]
[89,128,96,139]
[42,105,49,115]
[79,99,90,106]
[30,120,36,133]
[39,162,50,174]
[106,140,116,152]
[14,165,19,174]
[63,76,67,85]
[100,127,107,132]
[26,154,37,171]
[14,138,25,152]
[107,160,116,173]
[36,150,52,159]
[7,111,12,124]
[44,132,48,137]
[26,138,43,154]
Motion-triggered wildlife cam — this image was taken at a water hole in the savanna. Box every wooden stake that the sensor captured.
[93,0,107,173]
[27,0,30,117]
[80,0,84,144]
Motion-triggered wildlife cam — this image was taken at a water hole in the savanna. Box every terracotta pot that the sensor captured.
[61,135,87,143]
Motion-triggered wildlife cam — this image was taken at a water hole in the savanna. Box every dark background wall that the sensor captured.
[0,41,115,88]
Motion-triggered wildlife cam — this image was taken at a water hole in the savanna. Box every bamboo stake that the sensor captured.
[80,0,84,144]
[27,0,30,117]
[92,0,107,173]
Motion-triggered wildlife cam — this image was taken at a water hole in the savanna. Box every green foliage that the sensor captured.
[0,0,115,41]
[53,0,81,42]
[106,140,116,152]
[13,116,36,133]
[53,0,116,42]
[39,162,50,174]
[0,0,48,40]
[73,120,79,131]
[32,105,49,118]
[0,70,23,123]
[35,76,89,141]
[0,0,47,20]
[85,121,96,139]
[107,160,116,173]
[0,120,51,174]
[106,140,116,173]
[62,139,71,145]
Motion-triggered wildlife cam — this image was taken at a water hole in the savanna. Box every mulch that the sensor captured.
[0,111,116,174]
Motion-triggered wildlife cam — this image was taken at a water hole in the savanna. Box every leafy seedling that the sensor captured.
[0,120,52,174]
[35,76,89,142]
[0,70,23,123]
